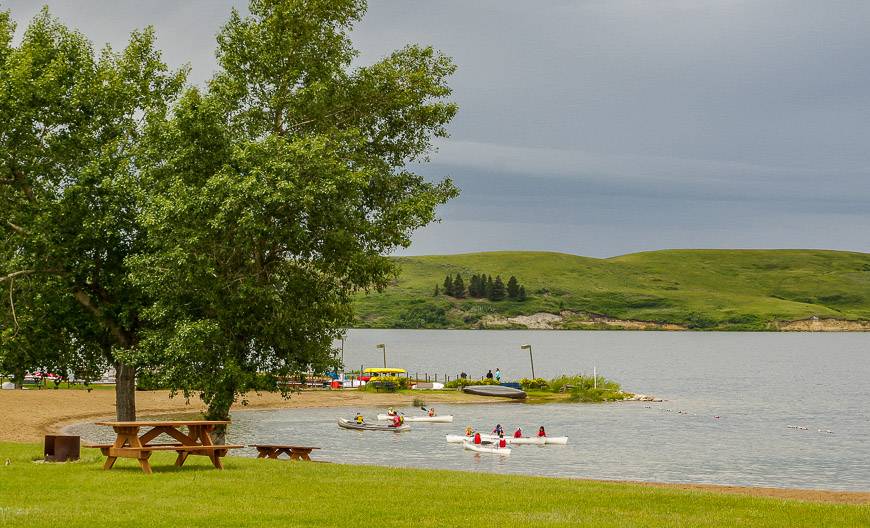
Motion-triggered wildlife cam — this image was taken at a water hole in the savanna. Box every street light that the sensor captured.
[376,343,386,368]
[520,344,535,379]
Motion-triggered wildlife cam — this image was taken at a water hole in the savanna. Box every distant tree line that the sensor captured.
[435,274,526,301]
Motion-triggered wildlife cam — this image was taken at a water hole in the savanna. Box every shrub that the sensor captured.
[444,377,500,389]
[519,377,550,390]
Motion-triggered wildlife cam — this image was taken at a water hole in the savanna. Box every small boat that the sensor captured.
[463,440,511,456]
[462,385,527,399]
[338,418,410,432]
[377,414,453,423]
[448,433,563,445]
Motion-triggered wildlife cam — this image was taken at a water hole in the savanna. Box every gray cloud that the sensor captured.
[6,0,870,256]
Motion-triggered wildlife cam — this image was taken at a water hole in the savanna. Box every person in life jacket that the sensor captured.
[355,412,364,424]
[465,425,474,437]
[392,414,404,427]
[537,426,546,437]
[473,432,482,445]
[498,432,507,448]
[513,427,523,438]
[492,424,504,436]
[427,407,436,417]
[387,406,396,416]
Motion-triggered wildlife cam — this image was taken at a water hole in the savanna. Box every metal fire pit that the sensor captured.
[44,435,80,462]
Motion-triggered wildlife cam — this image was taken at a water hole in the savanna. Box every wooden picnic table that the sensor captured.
[88,420,243,474]
[250,444,321,461]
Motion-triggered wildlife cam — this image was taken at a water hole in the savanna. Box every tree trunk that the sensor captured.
[13,367,24,389]
[114,362,136,421]
[203,386,235,445]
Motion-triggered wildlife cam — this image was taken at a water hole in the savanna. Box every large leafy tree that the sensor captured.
[0,9,184,417]
[134,0,458,437]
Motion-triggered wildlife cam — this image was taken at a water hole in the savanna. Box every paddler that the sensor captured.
[473,432,482,445]
[537,426,546,437]
[355,412,364,424]
[427,407,436,417]
[465,426,474,437]
[498,432,507,448]
[513,427,523,438]
[387,406,396,416]
[492,424,504,436]
[391,414,404,428]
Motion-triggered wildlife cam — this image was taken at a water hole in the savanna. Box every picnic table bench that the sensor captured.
[87,420,243,474]
[250,444,321,461]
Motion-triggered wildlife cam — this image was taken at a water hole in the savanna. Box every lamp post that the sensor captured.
[377,343,386,368]
[520,344,535,379]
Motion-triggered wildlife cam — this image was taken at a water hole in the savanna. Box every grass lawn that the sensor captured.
[354,249,870,329]
[1,442,866,527]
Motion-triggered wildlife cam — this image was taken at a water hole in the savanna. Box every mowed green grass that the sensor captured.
[0,443,866,527]
[355,250,870,329]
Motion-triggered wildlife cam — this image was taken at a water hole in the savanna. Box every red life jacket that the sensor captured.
[393,416,401,427]
[473,433,481,444]
[513,429,522,438]
[499,438,507,448]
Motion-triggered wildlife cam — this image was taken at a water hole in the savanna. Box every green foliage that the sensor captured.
[131,0,458,423]
[489,275,506,301]
[520,374,625,402]
[362,375,409,392]
[396,305,448,329]
[0,7,184,416]
[452,274,465,298]
[354,250,870,329]
[444,377,500,388]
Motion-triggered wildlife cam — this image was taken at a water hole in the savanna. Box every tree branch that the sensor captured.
[9,276,19,333]
[73,289,133,348]
[0,270,36,283]
[5,221,28,235]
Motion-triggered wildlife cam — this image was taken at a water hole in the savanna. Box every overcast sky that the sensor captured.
[5,1,870,257]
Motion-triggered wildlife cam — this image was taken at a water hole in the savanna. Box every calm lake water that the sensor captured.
[69,330,870,490]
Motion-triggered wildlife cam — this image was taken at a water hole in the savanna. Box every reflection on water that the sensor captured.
[68,330,870,490]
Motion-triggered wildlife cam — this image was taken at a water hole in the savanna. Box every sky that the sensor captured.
[5,1,870,257]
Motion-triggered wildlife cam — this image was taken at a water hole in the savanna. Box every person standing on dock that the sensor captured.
[495,368,501,382]
[485,369,494,380]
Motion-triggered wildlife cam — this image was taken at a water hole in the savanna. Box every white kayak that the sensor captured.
[447,434,564,445]
[377,414,453,423]
[338,418,410,432]
[463,441,511,456]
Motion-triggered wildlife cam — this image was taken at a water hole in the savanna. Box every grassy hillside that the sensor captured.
[353,249,870,330]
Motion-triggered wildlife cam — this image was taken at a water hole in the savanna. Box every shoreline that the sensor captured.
[3,388,868,505]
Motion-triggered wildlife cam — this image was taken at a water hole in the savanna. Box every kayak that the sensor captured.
[376,414,453,423]
[447,434,562,445]
[338,418,410,432]
[462,385,527,399]
[463,441,511,456]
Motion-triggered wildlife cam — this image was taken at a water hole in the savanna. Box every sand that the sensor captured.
[1,387,867,505]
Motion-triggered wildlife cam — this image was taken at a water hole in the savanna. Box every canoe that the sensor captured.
[462,385,527,399]
[377,414,453,423]
[463,441,511,456]
[337,418,410,432]
[542,436,568,445]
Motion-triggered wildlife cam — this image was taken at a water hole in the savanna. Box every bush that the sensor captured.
[444,377,500,389]
[362,376,410,392]
[396,305,448,328]
[522,373,626,402]
[519,377,550,390]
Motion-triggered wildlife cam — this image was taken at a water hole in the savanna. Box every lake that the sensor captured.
[69,330,870,490]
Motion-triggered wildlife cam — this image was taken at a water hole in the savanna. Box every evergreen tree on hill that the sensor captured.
[485,275,494,299]
[468,274,479,297]
[507,275,519,299]
[443,275,453,297]
[518,286,527,301]
[453,273,465,298]
[490,275,506,301]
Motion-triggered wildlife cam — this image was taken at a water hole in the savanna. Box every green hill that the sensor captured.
[353,249,870,330]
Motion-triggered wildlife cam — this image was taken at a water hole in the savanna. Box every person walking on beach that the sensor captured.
[495,368,501,382]
[485,369,494,380]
